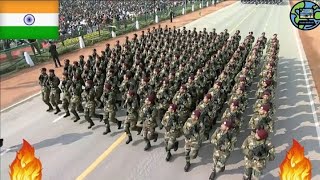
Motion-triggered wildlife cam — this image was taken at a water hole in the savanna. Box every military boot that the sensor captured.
[144,140,151,151]
[153,133,158,142]
[220,166,225,172]
[166,151,172,161]
[46,104,54,112]
[117,120,122,129]
[137,127,143,135]
[184,162,191,172]
[126,136,133,144]
[103,127,111,135]
[88,122,95,129]
[209,170,216,180]
[54,106,61,114]
[63,111,70,118]
[173,141,179,151]
[72,111,80,122]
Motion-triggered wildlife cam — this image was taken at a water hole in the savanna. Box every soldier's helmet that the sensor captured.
[104,83,112,91]
[73,61,79,66]
[73,75,80,81]
[222,120,233,129]
[64,59,70,63]
[189,74,195,81]
[41,67,47,72]
[238,84,246,92]
[180,85,187,91]
[231,100,240,107]
[256,128,268,140]
[214,81,222,89]
[239,76,247,82]
[192,109,201,119]
[142,77,149,83]
[169,104,177,112]
[128,90,135,96]
[49,69,55,73]
[264,79,272,87]
[85,80,93,87]
[63,72,68,77]
[261,103,271,112]
[263,89,271,97]
[125,71,132,79]
[146,94,156,104]
[205,93,212,100]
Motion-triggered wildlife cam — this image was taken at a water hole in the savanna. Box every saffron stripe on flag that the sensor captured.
[0,1,59,13]
[0,26,59,39]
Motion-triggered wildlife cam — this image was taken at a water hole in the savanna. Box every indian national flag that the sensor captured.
[0,0,59,39]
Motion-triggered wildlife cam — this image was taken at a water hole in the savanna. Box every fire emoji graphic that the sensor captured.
[9,139,42,180]
[279,139,312,180]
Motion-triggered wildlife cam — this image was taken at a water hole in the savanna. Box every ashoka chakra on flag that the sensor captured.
[0,0,59,39]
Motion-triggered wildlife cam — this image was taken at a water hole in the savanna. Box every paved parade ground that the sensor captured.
[1,1,320,180]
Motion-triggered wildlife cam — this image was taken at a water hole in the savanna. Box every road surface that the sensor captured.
[1,1,320,180]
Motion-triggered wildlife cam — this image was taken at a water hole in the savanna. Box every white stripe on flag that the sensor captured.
[0,13,59,26]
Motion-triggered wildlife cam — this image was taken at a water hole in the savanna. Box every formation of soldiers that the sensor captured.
[39,25,279,179]
[241,0,282,4]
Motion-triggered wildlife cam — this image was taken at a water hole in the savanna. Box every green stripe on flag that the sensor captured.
[0,26,59,39]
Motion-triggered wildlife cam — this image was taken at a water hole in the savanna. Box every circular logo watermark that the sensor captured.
[24,14,35,26]
[290,1,320,31]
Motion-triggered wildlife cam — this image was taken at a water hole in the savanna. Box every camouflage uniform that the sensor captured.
[221,101,243,134]
[249,104,274,133]
[183,110,204,172]
[39,68,53,111]
[69,76,83,122]
[209,121,237,179]
[139,95,158,150]
[93,69,105,108]
[156,81,172,129]
[48,69,61,114]
[162,104,182,161]
[124,91,142,144]
[102,84,122,135]
[172,86,192,124]
[196,94,214,141]
[61,73,73,117]
[241,129,275,180]
[82,80,102,129]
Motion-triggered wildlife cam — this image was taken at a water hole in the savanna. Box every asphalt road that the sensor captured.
[1,1,320,180]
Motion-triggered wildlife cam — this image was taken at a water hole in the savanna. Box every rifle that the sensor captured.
[251,140,268,159]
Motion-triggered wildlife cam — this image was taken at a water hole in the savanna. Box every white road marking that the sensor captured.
[288,4,320,147]
[263,5,275,32]
[0,92,41,112]
[1,148,11,156]
[52,115,64,123]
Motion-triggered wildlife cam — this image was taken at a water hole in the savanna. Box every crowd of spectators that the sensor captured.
[59,0,185,38]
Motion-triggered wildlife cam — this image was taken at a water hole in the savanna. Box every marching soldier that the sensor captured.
[156,79,172,129]
[172,85,193,124]
[256,79,274,99]
[61,72,72,118]
[140,95,159,151]
[241,128,275,180]
[137,77,151,106]
[69,75,82,122]
[93,68,105,108]
[221,100,243,134]
[124,90,142,144]
[39,68,53,111]
[102,83,122,135]
[209,120,237,179]
[197,93,214,140]
[162,104,182,161]
[82,80,102,129]
[183,109,204,172]
[249,103,274,133]
[48,69,61,114]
